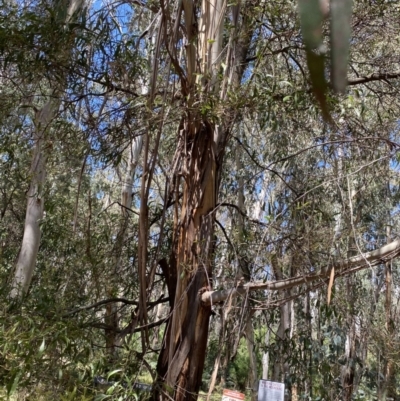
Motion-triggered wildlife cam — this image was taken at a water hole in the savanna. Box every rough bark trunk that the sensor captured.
[245,317,258,400]
[153,121,217,401]
[151,0,252,396]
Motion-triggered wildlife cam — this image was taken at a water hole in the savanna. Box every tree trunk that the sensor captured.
[105,135,143,360]
[245,317,258,400]
[10,104,49,298]
[207,311,225,401]
[151,0,252,396]
[378,223,395,401]
[153,120,217,401]
[341,186,360,401]
[272,297,291,383]
[262,329,270,380]
[10,0,85,300]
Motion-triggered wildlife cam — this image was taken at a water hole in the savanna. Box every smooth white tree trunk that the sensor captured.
[10,0,85,299]
[10,103,53,298]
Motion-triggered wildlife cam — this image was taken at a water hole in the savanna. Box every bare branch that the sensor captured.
[64,296,169,316]
[348,72,400,86]
[201,238,400,306]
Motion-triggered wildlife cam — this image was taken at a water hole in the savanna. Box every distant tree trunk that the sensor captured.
[10,104,50,298]
[272,297,291,383]
[271,252,292,387]
[378,222,395,401]
[303,292,312,396]
[10,0,85,300]
[105,135,143,360]
[262,329,270,380]
[253,173,270,384]
[207,311,225,401]
[341,186,359,401]
[236,137,257,398]
[245,316,258,400]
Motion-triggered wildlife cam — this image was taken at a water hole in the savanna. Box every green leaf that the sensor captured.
[94,394,111,401]
[298,0,332,122]
[38,338,46,355]
[298,0,324,49]
[305,50,331,122]
[107,369,122,379]
[6,370,21,397]
[330,0,353,93]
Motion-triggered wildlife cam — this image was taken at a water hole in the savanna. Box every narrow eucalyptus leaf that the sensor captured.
[298,0,331,120]
[298,0,324,49]
[306,50,332,122]
[38,338,46,354]
[331,0,353,93]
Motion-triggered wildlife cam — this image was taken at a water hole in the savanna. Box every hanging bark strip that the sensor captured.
[153,118,217,401]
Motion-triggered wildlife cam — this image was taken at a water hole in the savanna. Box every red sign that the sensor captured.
[222,389,245,401]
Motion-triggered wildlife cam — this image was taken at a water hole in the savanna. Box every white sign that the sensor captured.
[258,380,284,401]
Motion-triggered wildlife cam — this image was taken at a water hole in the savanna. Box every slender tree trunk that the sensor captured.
[245,317,258,400]
[271,252,292,390]
[207,311,225,401]
[378,222,395,401]
[272,297,291,383]
[10,0,85,299]
[10,104,50,298]
[342,186,359,401]
[236,137,257,397]
[105,135,143,360]
[262,329,270,380]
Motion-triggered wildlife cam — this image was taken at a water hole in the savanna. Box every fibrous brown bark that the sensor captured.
[153,120,217,401]
[151,0,252,396]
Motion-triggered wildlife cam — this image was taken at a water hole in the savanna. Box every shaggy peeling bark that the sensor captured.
[151,0,251,396]
[154,121,217,401]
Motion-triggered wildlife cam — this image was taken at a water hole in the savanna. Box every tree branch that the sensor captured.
[88,317,167,334]
[348,72,400,86]
[64,296,169,316]
[201,238,400,306]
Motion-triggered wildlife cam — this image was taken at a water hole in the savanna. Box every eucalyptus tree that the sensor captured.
[3,0,400,399]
